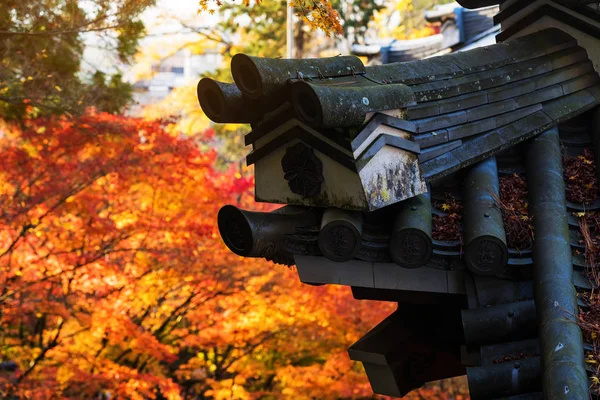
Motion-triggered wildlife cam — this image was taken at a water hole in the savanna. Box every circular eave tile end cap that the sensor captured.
[218,205,253,257]
[464,235,509,276]
[390,228,433,268]
[231,53,263,100]
[318,220,362,262]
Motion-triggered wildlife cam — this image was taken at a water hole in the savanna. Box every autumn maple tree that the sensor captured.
[0,112,401,399]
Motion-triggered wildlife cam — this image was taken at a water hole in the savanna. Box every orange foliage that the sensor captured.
[198,0,343,35]
[0,111,401,399]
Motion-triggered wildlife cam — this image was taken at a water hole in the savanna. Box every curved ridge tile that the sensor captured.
[197,79,259,123]
[231,53,365,100]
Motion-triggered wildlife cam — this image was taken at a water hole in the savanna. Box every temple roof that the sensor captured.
[198,28,600,211]
[198,11,600,398]
[236,28,597,129]
[201,26,600,272]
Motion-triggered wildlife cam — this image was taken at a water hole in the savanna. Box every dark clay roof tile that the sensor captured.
[450,131,504,164]
[551,46,589,69]
[561,71,600,95]
[365,56,464,86]
[405,102,441,119]
[418,140,462,163]
[465,98,517,122]
[442,47,509,74]
[413,110,468,133]
[425,110,552,181]
[514,84,564,108]
[494,110,553,145]
[447,117,496,141]
[483,59,591,107]
[587,83,600,102]
[486,79,537,103]
[542,88,598,122]
[494,104,544,129]
[414,86,462,102]
[414,130,449,148]
[446,104,542,141]
[421,151,462,180]
[534,60,593,90]
[408,47,582,105]
[437,92,490,115]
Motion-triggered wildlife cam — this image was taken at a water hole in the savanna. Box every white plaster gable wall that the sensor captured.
[254,139,368,209]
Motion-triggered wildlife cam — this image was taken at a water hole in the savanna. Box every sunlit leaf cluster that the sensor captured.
[199,0,343,35]
[0,112,397,399]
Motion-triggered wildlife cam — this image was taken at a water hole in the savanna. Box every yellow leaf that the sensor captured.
[576,212,586,217]
[55,85,62,92]
[441,203,451,211]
